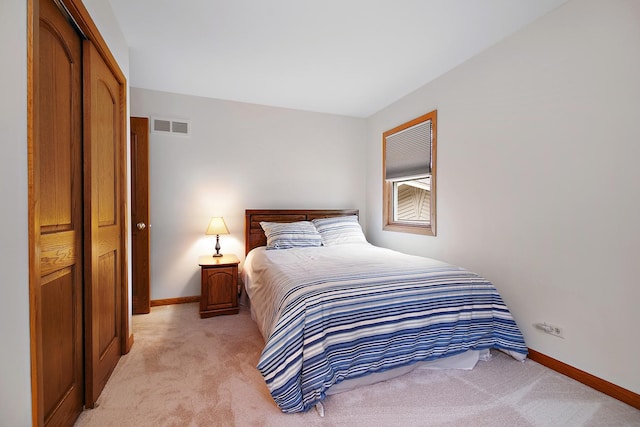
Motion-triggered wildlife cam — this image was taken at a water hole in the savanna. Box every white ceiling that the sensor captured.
[108,0,567,118]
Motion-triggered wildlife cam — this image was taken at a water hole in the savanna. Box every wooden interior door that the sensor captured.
[131,117,151,314]
[83,40,125,408]
[34,0,85,424]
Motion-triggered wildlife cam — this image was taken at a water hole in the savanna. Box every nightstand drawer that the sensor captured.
[201,266,237,310]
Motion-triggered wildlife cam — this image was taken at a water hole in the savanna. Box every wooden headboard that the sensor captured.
[245,209,359,254]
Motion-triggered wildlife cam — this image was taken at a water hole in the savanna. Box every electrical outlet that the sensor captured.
[534,322,564,339]
[548,324,563,338]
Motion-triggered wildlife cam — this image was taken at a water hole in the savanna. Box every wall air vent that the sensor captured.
[152,117,191,137]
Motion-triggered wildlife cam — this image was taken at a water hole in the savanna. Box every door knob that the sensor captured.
[136,222,146,230]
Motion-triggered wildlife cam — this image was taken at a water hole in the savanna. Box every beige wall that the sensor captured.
[365,0,640,394]
[130,88,367,300]
[0,1,30,425]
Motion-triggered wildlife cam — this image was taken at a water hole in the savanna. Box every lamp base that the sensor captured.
[213,234,223,257]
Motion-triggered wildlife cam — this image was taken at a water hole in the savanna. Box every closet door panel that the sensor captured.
[36,0,84,425]
[83,39,124,408]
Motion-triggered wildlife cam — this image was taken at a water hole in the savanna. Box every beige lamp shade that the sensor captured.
[205,217,229,236]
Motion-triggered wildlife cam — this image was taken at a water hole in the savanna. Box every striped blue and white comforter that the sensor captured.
[244,244,527,413]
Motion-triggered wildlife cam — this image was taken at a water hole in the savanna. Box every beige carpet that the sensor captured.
[75,303,639,427]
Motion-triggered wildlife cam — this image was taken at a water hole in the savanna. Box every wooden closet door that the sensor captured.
[83,40,125,407]
[35,0,84,424]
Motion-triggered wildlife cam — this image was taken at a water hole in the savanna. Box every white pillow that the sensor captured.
[312,216,367,246]
[260,221,322,249]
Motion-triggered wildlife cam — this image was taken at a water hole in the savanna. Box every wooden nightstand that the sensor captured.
[198,254,240,318]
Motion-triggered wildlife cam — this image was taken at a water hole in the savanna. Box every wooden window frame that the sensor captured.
[383,110,437,236]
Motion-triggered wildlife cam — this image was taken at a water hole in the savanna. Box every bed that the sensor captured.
[242,209,528,414]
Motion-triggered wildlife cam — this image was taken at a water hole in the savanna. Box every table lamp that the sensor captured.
[205,217,229,257]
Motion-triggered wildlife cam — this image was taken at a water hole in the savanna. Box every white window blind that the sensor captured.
[385,120,432,181]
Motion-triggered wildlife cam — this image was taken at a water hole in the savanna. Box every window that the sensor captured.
[383,110,437,236]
